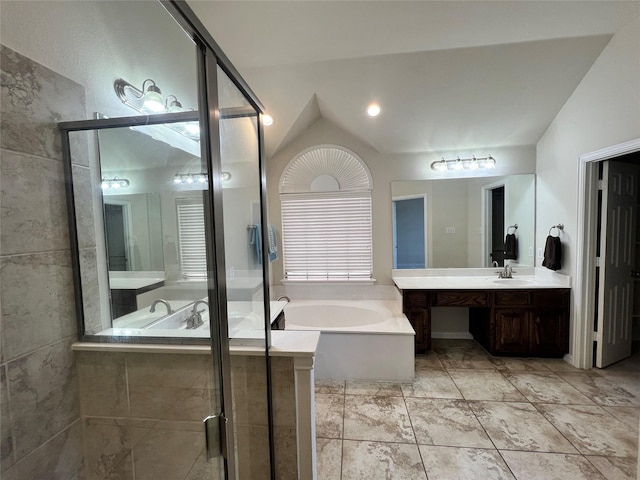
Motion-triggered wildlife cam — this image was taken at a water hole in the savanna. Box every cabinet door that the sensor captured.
[531,308,569,356]
[406,307,431,353]
[494,308,530,354]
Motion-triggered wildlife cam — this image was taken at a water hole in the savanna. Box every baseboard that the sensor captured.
[563,353,575,367]
[432,332,474,340]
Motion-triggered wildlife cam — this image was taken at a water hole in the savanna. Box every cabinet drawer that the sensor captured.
[495,291,532,306]
[404,291,429,308]
[532,289,570,307]
[434,291,488,307]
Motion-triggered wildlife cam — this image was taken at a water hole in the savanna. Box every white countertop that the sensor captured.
[109,277,165,290]
[392,267,570,290]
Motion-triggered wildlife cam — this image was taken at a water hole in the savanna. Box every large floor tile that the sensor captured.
[343,395,414,443]
[559,373,640,406]
[536,404,638,457]
[504,371,594,404]
[405,398,493,448]
[501,451,606,480]
[414,352,444,370]
[448,370,526,401]
[420,445,515,480]
[315,379,345,395]
[345,380,403,396]
[438,349,496,370]
[489,357,553,372]
[316,438,342,480]
[315,394,344,439]
[586,455,638,480]
[603,405,640,430]
[470,401,577,453]
[342,440,426,480]
[401,370,462,399]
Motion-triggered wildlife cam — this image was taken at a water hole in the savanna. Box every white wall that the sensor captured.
[536,14,640,359]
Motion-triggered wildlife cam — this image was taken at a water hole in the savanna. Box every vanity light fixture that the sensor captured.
[101,177,130,190]
[430,155,496,172]
[262,114,274,126]
[173,172,232,185]
[114,78,200,140]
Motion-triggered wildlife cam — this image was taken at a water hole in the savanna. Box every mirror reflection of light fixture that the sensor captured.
[173,172,231,185]
[430,155,496,172]
[101,176,130,190]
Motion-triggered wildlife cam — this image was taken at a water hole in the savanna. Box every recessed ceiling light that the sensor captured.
[366,103,381,117]
[262,114,274,126]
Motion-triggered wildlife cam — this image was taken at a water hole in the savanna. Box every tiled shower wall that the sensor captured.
[0,45,86,478]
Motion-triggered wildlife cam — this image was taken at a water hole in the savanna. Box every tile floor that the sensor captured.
[315,339,640,480]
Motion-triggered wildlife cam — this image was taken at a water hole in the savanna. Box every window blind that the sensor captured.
[281,192,373,280]
[176,198,207,279]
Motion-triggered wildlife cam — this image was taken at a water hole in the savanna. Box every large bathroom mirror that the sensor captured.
[391,174,535,268]
[89,121,210,327]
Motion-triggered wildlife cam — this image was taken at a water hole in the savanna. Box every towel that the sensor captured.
[504,233,518,260]
[542,235,562,271]
[267,224,279,263]
[248,225,263,265]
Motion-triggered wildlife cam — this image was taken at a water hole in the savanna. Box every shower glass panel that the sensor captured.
[218,66,273,478]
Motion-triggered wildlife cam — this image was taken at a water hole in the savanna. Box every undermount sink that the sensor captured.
[492,278,536,286]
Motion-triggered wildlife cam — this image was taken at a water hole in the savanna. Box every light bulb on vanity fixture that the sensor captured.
[430,154,496,173]
[173,172,232,185]
[101,176,130,190]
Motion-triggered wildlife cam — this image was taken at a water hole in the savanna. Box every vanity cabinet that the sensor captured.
[402,288,570,357]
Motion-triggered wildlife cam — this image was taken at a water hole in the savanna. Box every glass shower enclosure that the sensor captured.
[59,1,275,478]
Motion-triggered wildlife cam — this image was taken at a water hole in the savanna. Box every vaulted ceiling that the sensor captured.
[188,1,638,158]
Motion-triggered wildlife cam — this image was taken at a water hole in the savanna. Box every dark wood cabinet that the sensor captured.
[403,291,431,352]
[401,287,570,357]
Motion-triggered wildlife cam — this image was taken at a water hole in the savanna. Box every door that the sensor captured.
[596,160,639,367]
[104,203,128,270]
[393,196,427,268]
[490,187,505,266]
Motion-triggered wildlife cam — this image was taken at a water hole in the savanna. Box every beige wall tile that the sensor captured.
[1,251,76,361]
[83,417,132,480]
[76,351,128,418]
[1,365,14,472]
[7,338,79,460]
[271,356,296,427]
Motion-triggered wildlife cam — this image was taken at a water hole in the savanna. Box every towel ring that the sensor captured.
[507,224,518,234]
[549,224,564,236]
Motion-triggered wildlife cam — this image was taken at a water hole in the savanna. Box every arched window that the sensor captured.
[279,145,373,281]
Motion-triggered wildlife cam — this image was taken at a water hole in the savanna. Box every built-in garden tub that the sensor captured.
[284,300,415,381]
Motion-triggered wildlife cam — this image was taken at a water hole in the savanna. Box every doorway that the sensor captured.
[392,195,427,269]
[575,138,640,370]
[483,183,506,267]
[104,202,131,271]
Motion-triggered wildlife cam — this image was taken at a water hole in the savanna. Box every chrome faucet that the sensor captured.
[492,260,500,268]
[498,264,514,279]
[276,295,291,302]
[150,299,173,314]
[186,300,208,329]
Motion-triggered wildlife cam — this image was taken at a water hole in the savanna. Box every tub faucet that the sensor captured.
[276,296,291,302]
[150,299,173,314]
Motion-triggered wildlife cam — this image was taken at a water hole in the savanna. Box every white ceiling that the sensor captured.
[188,1,638,157]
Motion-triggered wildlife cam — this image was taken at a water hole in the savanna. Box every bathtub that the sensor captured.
[284,300,415,381]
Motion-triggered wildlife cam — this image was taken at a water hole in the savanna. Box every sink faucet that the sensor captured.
[498,264,514,279]
[150,299,173,314]
[186,300,208,329]
[492,260,499,268]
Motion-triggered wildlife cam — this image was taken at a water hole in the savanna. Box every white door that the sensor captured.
[596,160,639,368]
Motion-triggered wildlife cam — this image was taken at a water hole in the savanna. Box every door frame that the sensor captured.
[482,179,507,267]
[104,199,134,270]
[574,137,640,369]
[392,194,428,269]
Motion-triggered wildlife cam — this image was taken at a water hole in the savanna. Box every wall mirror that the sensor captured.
[391,174,535,268]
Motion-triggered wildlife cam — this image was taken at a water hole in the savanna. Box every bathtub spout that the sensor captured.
[276,296,291,302]
[150,299,173,315]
